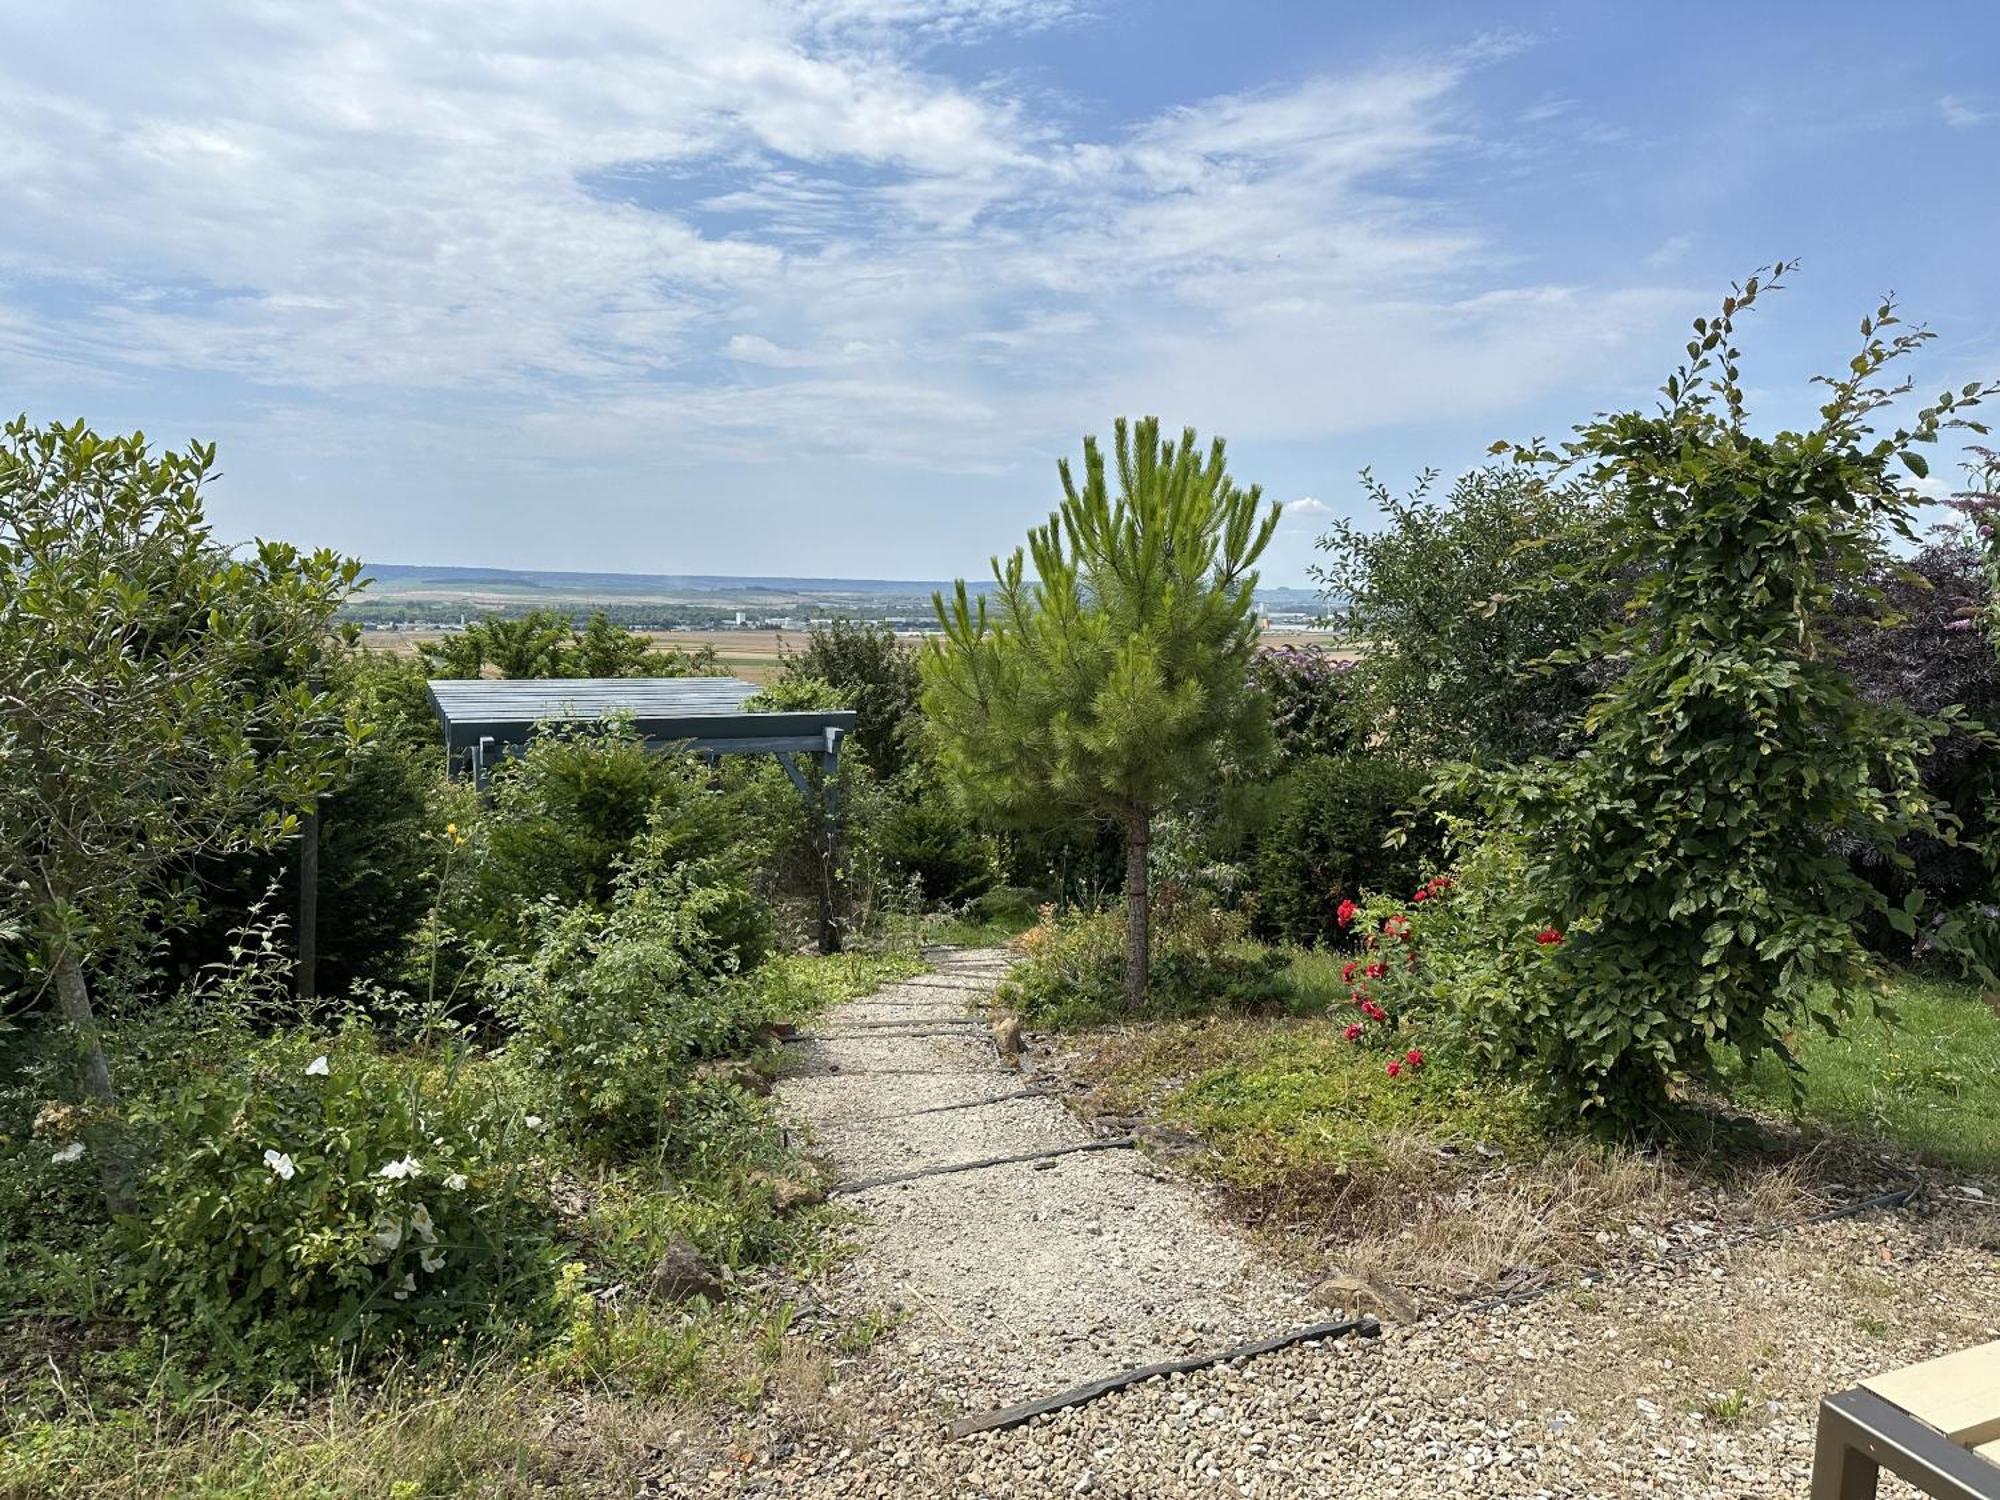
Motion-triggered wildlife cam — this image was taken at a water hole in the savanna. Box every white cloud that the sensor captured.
[1940,95,1992,128]
[1643,233,1697,269]
[0,5,1689,500]
[1278,496,1332,530]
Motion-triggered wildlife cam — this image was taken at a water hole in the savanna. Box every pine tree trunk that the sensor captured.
[52,948,134,1215]
[1123,807,1150,1012]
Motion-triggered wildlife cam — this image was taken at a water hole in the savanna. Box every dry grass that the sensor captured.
[1048,1014,1901,1307]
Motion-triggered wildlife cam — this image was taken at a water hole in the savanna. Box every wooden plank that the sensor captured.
[1975,1438,2000,1467]
[947,1316,1381,1440]
[1864,1341,2000,1446]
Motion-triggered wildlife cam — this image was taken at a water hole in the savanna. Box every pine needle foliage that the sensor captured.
[921,417,1280,1008]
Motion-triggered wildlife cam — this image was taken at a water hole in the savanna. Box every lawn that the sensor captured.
[1733,972,2000,1173]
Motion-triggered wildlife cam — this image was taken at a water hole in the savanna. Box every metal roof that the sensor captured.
[424,675,856,779]
[427,675,760,726]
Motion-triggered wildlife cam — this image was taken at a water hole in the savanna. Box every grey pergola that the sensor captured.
[423,676,855,949]
[425,677,852,784]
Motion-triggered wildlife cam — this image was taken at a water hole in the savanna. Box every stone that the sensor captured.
[648,1235,723,1304]
[1311,1273,1418,1324]
[992,1015,1026,1060]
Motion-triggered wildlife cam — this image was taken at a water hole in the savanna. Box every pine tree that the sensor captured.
[922,417,1279,1008]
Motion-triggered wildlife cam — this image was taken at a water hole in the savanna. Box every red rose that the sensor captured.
[1341,960,1358,983]
[1365,960,1388,980]
[1362,1001,1387,1022]
[1336,899,1359,928]
[1404,1048,1425,1068]
[1386,1060,1402,1078]
[1412,889,1428,904]
[1343,1023,1363,1042]
[1535,927,1564,946]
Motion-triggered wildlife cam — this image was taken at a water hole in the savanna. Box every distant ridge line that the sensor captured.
[358,562,1322,602]
[361,563,958,594]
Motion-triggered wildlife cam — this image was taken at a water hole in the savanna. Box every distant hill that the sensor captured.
[361,564,957,597]
[356,562,1323,611]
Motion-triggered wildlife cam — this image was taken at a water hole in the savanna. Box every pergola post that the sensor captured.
[818,728,845,955]
[297,802,319,1001]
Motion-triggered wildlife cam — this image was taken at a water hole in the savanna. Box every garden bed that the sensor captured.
[1022,966,1996,1315]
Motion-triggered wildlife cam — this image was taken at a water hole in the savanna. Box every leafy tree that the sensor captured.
[416,608,722,679]
[780,618,922,778]
[1313,466,1613,764]
[1953,445,2000,644]
[1467,268,1997,1121]
[922,417,1279,1008]
[156,649,442,999]
[0,417,360,1206]
[1827,534,2000,947]
[1249,645,1367,762]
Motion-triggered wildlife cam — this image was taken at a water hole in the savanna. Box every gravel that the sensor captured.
[655,949,2000,1498]
[774,947,1322,1417]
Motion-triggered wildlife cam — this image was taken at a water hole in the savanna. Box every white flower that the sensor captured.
[50,1141,85,1164]
[523,1115,543,1131]
[376,1155,422,1180]
[304,1055,330,1077]
[408,1202,436,1242]
[263,1149,297,1181]
[372,1217,404,1252]
[443,1173,468,1191]
[419,1248,447,1274]
[392,1272,416,1301]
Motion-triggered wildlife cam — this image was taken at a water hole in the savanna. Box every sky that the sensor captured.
[2,2,1997,587]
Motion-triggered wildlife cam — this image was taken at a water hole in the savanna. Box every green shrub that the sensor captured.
[1472,270,1986,1120]
[1312,464,1613,764]
[115,1019,555,1368]
[483,865,773,1151]
[1249,646,1368,762]
[1003,895,1288,1027]
[1250,755,1443,947]
[460,722,769,964]
[778,619,923,780]
[878,778,995,906]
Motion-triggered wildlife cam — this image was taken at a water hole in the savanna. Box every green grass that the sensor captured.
[1735,971,2000,1173]
[1069,1012,1544,1188]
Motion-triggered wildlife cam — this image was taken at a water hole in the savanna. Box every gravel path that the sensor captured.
[772,946,1325,1426]
[667,950,2000,1498]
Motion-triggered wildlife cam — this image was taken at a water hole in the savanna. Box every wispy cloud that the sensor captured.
[1941,94,1992,128]
[0,1,1694,554]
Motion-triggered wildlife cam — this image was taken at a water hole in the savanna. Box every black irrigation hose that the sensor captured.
[937,1177,1925,1443]
[824,1088,1044,1127]
[947,1316,1382,1440]
[831,1136,1136,1196]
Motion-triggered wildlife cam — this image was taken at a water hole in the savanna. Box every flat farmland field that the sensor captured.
[365,626,1358,683]
[365,627,816,682]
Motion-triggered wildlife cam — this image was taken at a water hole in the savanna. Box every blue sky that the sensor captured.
[2,1,1996,586]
